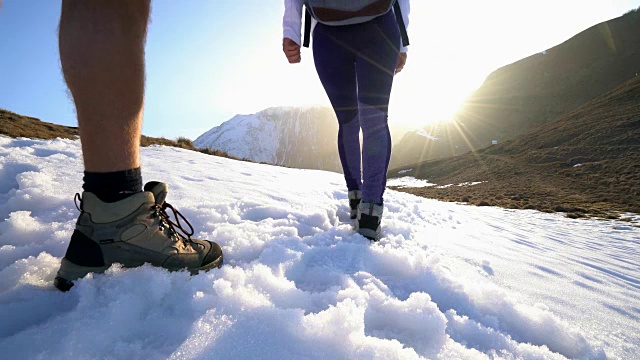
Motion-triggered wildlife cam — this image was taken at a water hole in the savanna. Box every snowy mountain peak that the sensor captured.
[414,128,438,140]
[194,106,342,172]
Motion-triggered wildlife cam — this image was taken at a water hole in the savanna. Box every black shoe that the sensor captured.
[348,190,362,219]
[356,202,383,241]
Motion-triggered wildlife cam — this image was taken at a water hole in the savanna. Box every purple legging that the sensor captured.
[313,11,400,204]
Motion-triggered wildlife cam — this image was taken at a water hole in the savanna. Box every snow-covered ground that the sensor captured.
[1,136,639,359]
[387,176,436,188]
[387,177,486,189]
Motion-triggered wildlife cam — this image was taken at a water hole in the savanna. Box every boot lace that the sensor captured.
[74,193,82,211]
[151,202,195,245]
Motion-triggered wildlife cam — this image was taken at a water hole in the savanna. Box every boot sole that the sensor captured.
[54,254,224,292]
[357,228,380,241]
[54,258,110,292]
[189,254,224,275]
[354,217,380,241]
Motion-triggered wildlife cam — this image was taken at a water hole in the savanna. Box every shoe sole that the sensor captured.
[354,221,380,241]
[54,254,224,292]
[54,258,110,292]
[357,228,379,241]
[188,254,223,275]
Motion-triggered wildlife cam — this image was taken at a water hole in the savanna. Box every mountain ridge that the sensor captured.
[390,9,640,168]
[390,75,640,218]
[194,106,344,172]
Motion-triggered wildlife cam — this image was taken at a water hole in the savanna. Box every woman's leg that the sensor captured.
[312,25,362,192]
[355,12,401,204]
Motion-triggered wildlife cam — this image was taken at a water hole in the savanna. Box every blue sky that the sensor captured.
[1,1,640,139]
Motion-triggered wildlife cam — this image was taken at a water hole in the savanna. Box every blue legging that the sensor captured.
[313,11,400,204]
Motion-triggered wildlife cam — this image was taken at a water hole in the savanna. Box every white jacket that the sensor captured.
[283,0,410,52]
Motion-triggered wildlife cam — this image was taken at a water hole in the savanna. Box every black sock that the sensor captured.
[83,167,143,203]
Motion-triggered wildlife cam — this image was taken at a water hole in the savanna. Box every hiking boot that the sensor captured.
[348,190,362,219]
[356,202,383,241]
[54,181,223,292]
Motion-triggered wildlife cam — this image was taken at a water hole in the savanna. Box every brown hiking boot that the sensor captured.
[54,181,223,291]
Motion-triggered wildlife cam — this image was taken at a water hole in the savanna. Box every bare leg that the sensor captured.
[59,0,150,172]
[54,0,224,293]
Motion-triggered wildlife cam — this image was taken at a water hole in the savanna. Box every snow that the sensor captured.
[386,178,484,190]
[414,129,438,141]
[387,176,436,188]
[1,136,639,359]
[193,112,280,163]
[436,181,485,189]
[192,106,340,171]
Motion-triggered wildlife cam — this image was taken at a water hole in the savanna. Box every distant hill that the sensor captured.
[195,106,343,172]
[0,108,237,160]
[0,109,79,139]
[390,75,640,217]
[390,9,640,168]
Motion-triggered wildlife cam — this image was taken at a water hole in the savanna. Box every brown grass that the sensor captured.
[390,10,640,168]
[390,76,640,222]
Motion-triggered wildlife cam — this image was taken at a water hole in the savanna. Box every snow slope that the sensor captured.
[193,112,281,164]
[193,107,341,172]
[1,136,639,359]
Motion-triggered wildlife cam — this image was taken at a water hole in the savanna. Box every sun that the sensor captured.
[389,72,469,129]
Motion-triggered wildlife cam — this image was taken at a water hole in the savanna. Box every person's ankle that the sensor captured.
[83,167,143,203]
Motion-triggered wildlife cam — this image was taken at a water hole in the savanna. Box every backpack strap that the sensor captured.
[303,5,312,48]
[393,1,410,47]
